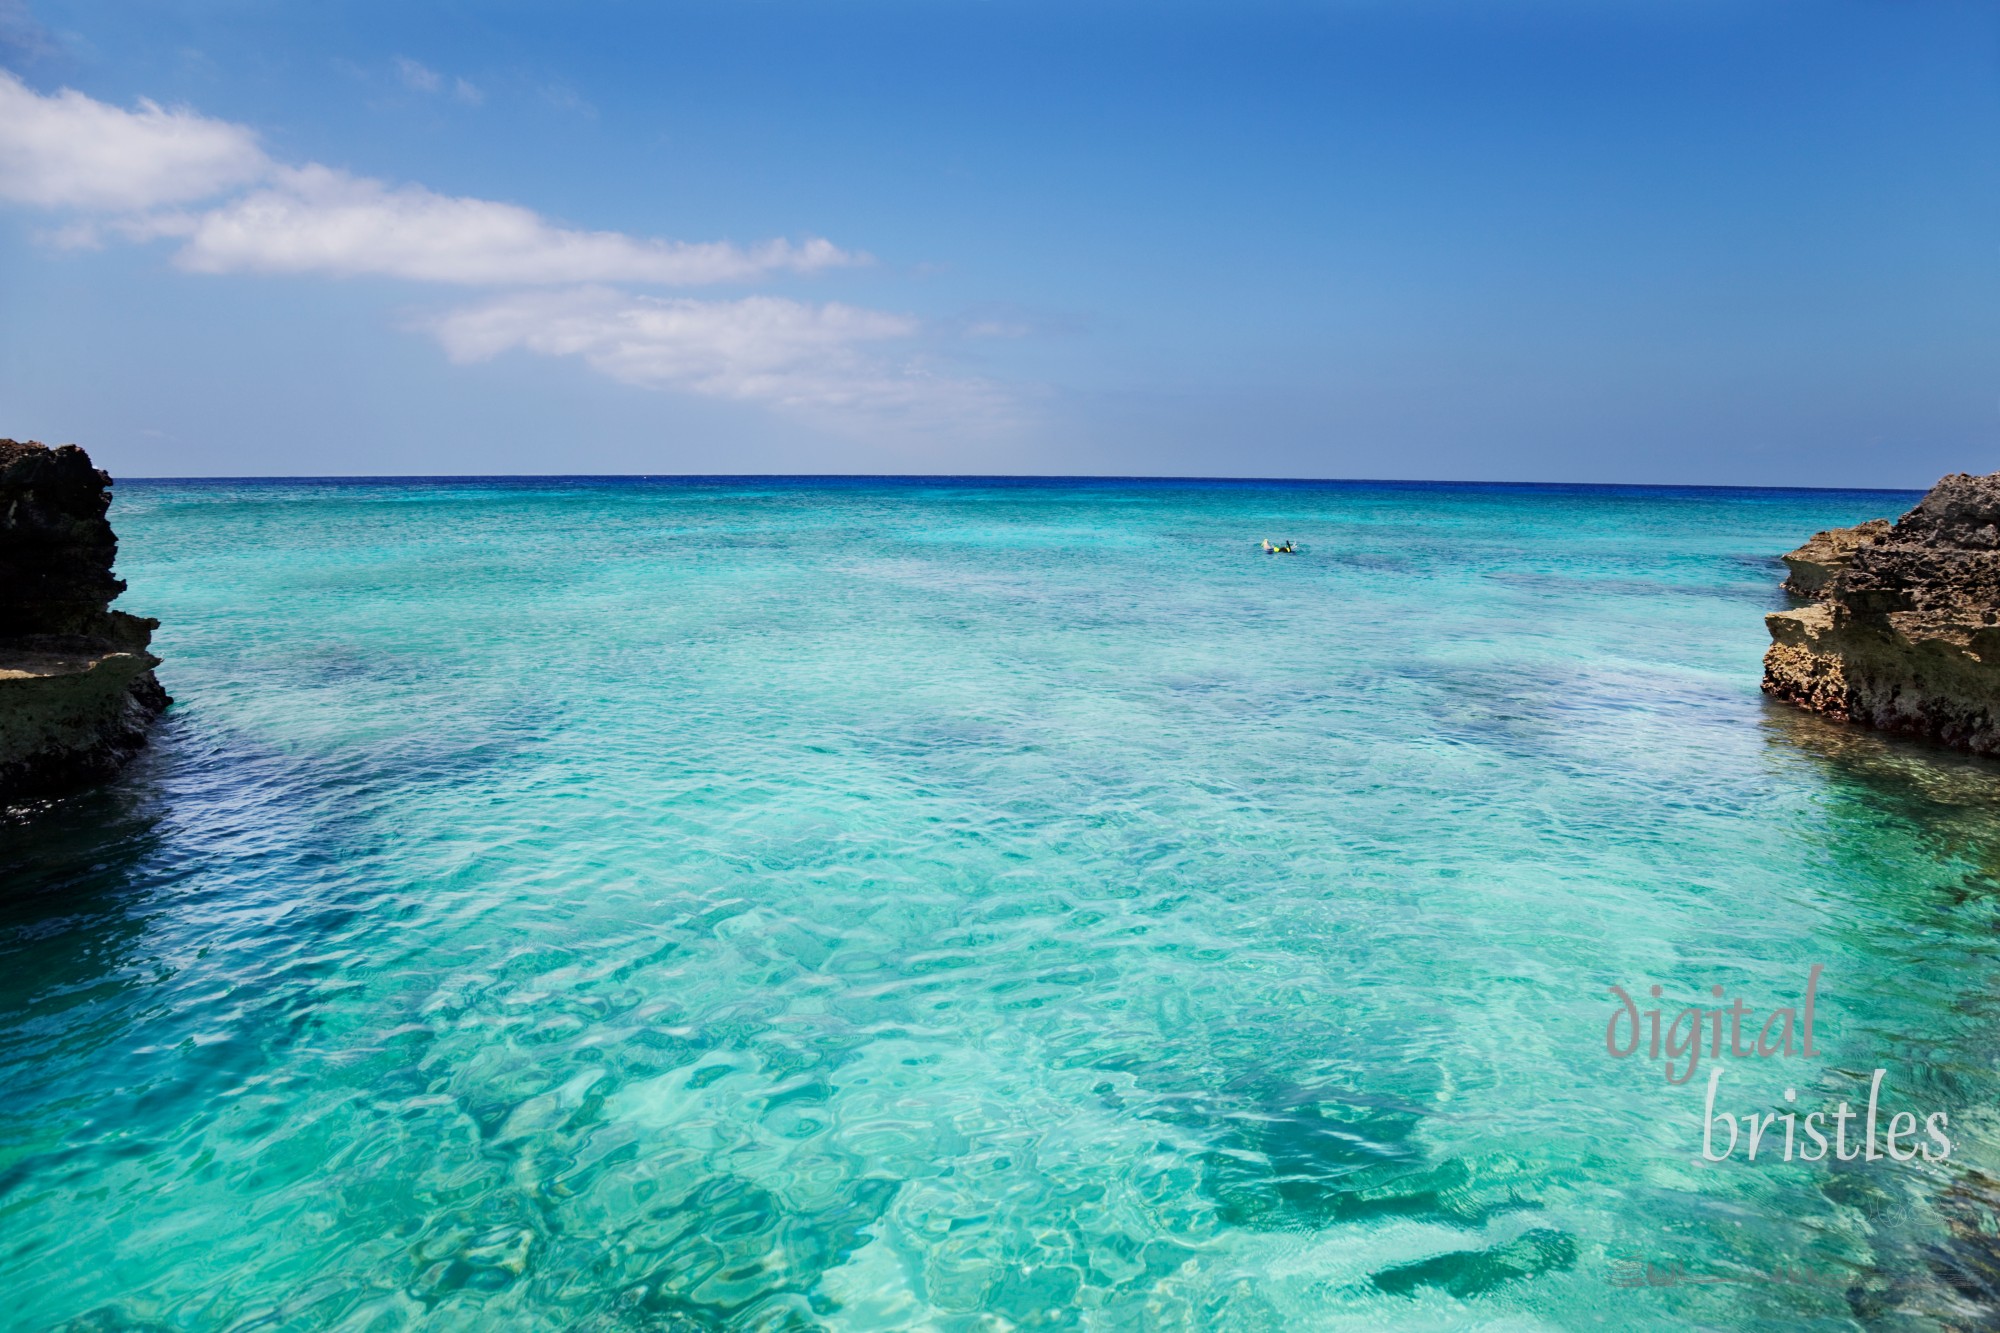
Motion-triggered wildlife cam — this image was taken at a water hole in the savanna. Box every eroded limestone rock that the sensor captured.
[1780,518,1891,600]
[1763,474,2000,755]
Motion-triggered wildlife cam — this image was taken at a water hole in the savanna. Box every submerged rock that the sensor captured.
[1763,473,2000,754]
[0,440,168,801]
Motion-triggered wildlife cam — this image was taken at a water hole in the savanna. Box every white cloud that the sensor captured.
[0,69,268,210]
[393,56,442,94]
[429,286,1007,425]
[453,77,483,107]
[0,71,1016,431]
[0,75,853,287]
[130,165,857,285]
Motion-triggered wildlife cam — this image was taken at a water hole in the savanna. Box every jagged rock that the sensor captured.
[1763,473,2000,754]
[0,440,168,802]
[1780,518,1891,600]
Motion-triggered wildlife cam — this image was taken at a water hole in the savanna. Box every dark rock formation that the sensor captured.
[0,440,168,801]
[1764,473,2000,754]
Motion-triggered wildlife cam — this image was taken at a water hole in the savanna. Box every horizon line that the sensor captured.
[114,472,1929,496]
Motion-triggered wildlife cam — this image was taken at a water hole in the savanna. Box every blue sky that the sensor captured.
[0,0,1995,483]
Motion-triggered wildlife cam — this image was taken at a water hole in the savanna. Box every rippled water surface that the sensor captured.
[11,476,2000,1330]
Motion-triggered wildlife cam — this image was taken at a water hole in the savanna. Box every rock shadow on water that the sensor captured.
[1761,701,2000,822]
[1759,698,2000,938]
[0,751,174,1223]
[0,749,172,1007]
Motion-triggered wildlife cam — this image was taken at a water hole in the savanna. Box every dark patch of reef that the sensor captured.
[1764,472,2000,755]
[0,439,168,803]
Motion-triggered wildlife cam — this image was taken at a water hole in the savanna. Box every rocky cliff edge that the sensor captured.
[1764,472,2000,755]
[0,439,169,801]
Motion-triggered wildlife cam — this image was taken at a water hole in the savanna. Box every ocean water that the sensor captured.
[7,476,2000,1331]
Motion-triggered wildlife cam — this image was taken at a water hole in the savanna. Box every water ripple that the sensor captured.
[3,478,1988,1329]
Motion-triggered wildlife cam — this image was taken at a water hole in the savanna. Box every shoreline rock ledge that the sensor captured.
[0,439,169,802]
[1764,471,2000,755]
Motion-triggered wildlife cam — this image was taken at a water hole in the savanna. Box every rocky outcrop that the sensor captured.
[1780,518,1891,599]
[1763,473,2000,754]
[0,440,168,801]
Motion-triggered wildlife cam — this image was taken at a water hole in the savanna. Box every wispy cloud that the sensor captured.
[539,83,595,117]
[393,55,442,94]
[0,0,53,63]
[133,165,858,286]
[430,286,1010,429]
[393,56,482,106]
[964,318,1033,340]
[0,69,267,210]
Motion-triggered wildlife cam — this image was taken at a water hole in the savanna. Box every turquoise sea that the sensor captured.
[10,476,2000,1331]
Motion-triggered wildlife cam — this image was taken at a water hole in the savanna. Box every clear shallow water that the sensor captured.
[8,477,2000,1330]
